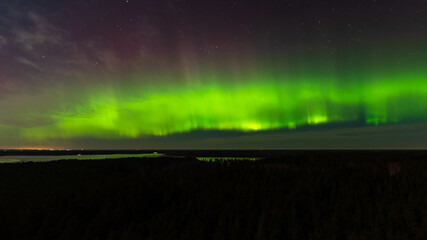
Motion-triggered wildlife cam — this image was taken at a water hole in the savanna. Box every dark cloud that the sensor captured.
[2,122,424,150]
[144,122,427,150]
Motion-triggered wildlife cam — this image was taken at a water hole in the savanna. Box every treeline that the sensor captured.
[0,153,425,240]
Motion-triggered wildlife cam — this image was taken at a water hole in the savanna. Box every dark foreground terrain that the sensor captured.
[0,151,425,240]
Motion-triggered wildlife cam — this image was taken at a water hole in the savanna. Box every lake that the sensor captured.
[0,153,164,163]
[0,153,263,164]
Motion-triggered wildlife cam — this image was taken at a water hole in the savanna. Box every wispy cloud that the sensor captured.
[0,35,7,48]
[14,56,43,71]
[12,12,64,51]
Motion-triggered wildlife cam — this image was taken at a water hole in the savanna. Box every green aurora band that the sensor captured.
[5,42,425,141]
[22,73,427,139]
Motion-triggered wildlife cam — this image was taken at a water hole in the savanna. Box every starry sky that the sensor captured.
[0,0,426,149]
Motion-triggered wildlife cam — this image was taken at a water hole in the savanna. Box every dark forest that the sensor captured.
[0,151,425,240]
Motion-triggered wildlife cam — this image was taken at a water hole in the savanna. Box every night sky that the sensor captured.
[0,0,426,149]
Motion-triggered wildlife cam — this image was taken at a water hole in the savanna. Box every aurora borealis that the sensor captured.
[19,73,427,139]
[1,0,427,149]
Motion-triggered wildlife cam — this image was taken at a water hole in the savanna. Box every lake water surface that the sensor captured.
[0,153,164,163]
[0,153,263,164]
[196,157,260,162]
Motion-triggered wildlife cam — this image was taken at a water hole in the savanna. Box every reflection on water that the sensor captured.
[197,157,260,162]
[0,153,163,163]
